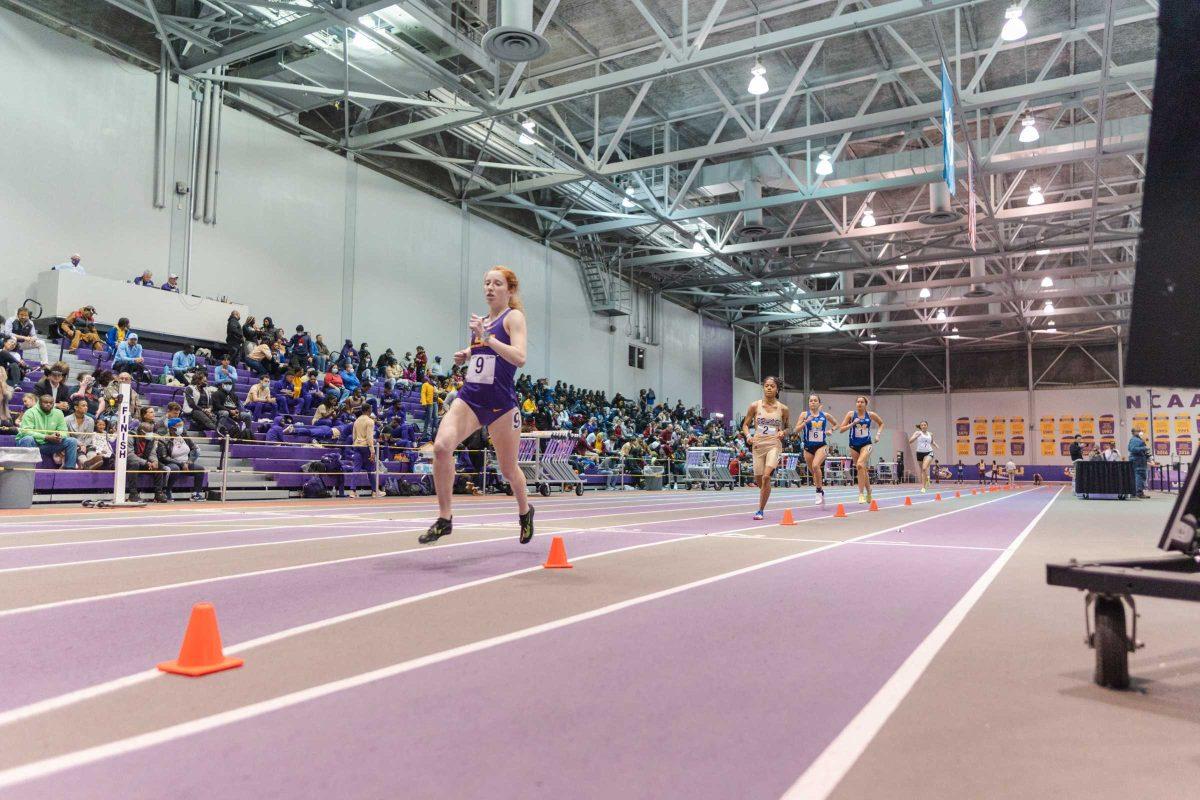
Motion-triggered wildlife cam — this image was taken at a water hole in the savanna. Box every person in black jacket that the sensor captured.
[32,363,73,412]
[128,407,168,503]
[185,373,219,434]
[1069,434,1084,462]
[212,379,253,442]
[225,310,243,362]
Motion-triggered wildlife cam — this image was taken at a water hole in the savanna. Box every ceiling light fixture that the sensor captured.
[518,119,536,146]
[1018,116,1039,143]
[815,151,833,176]
[919,287,931,299]
[935,308,947,321]
[790,300,801,312]
[1043,300,1055,313]
[750,280,762,287]
[621,186,636,209]
[692,233,704,252]
[1041,275,1054,288]
[860,206,876,228]
[1027,184,1045,206]
[1001,4,1027,42]
[747,62,769,96]
[1036,248,1050,256]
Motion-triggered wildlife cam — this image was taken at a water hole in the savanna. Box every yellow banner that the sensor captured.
[955,439,970,456]
[1058,416,1075,436]
[1176,414,1193,436]
[1009,417,1024,437]
[1079,414,1095,437]
[1154,416,1170,437]
[1040,416,1056,437]
[972,417,988,437]
[1041,440,1055,456]
[990,439,1005,456]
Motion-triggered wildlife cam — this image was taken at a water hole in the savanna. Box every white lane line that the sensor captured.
[0,487,913,569]
[778,487,1063,800]
[0,488,1033,784]
[0,534,703,731]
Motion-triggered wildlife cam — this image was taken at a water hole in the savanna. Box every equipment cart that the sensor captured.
[1046,450,1200,689]
[539,434,585,496]
[682,447,735,490]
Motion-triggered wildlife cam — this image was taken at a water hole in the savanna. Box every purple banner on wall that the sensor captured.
[700,316,733,421]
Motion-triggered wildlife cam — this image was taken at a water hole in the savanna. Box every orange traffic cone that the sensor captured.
[955,490,961,499]
[904,496,913,506]
[543,536,573,569]
[868,499,879,512]
[934,492,942,501]
[971,488,977,495]
[833,503,847,518]
[780,508,797,526]
[158,602,244,677]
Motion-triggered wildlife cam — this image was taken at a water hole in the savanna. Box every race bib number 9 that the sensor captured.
[466,354,496,385]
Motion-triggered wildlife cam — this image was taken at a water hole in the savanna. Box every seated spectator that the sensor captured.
[241,315,260,351]
[339,339,357,368]
[128,407,167,502]
[184,373,218,434]
[155,402,184,435]
[171,345,198,383]
[71,370,100,415]
[214,354,238,385]
[212,379,253,442]
[161,418,206,501]
[428,355,445,380]
[0,339,27,386]
[33,362,72,412]
[113,333,151,382]
[245,340,274,377]
[324,364,347,401]
[17,393,78,469]
[60,305,103,352]
[51,253,85,274]
[98,372,140,427]
[4,307,50,364]
[105,316,131,354]
[65,398,105,470]
[245,374,277,421]
[339,365,361,394]
[161,274,181,293]
[133,270,155,287]
[0,367,15,434]
[314,334,330,373]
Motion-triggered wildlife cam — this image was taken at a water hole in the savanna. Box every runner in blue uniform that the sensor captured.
[420,267,534,545]
[793,393,831,506]
[838,395,885,504]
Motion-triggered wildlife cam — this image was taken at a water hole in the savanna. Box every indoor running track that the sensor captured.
[0,483,1060,799]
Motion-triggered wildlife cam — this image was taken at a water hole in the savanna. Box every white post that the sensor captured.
[112,381,132,504]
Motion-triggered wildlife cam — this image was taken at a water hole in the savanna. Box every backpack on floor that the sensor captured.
[301,476,332,498]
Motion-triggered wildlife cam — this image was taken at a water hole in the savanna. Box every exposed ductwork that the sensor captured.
[917,181,961,225]
[964,256,994,298]
[739,177,769,238]
[482,0,549,62]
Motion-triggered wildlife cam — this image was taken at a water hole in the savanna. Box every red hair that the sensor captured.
[488,266,524,311]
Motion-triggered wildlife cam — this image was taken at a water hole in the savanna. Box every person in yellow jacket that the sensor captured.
[420,376,438,435]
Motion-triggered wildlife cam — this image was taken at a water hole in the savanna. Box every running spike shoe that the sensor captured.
[419,517,453,544]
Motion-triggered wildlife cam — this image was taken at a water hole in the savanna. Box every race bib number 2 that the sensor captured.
[466,354,496,385]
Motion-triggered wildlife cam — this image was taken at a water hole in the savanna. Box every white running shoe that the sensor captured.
[920,486,927,494]
[815,492,825,507]
[858,492,866,504]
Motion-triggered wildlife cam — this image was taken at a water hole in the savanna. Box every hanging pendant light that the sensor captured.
[860,206,876,228]
[919,287,932,299]
[1001,4,1027,42]
[815,150,833,176]
[935,308,947,321]
[621,186,636,209]
[1041,275,1054,288]
[1018,115,1039,143]
[1043,300,1055,313]
[747,62,769,96]
[1027,184,1045,206]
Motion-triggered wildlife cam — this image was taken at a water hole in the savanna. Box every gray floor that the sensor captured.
[832,492,1199,800]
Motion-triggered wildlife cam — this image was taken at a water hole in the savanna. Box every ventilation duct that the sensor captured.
[739,177,769,238]
[917,181,961,225]
[963,256,994,298]
[482,0,549,62]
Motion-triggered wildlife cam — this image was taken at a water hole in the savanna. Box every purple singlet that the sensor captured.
[457,309,520,427]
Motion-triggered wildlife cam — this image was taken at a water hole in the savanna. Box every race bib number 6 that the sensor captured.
[466,353,496,385]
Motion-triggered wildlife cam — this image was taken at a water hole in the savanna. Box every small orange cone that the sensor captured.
[971,488,977,495]
[833,503,847,518]
[904,496,913,506]
[868,499,879,512]
[543,536,573,569]
[955,490,961,499]
[780,508,797,526]
[158,603,243,677]
[934,492,942,501]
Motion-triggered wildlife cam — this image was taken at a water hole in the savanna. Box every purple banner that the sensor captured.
[700,316,733,422]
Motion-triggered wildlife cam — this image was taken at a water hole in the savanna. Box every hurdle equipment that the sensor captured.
[157,602,244,677]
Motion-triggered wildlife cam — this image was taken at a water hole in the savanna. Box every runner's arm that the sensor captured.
[492,310,527,368]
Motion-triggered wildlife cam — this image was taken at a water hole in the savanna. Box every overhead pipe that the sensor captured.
[152,46,168,209]
[739,177,768,238]
[192,76,213,221]
[204,70,223,224]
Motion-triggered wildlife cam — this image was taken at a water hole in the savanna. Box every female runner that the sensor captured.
[907,421,939,493]
[740,376,789,520]
[793,393,831,506]
[419,267,534,544]
[838,396,885,504]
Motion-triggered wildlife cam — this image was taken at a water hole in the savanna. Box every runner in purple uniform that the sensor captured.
[419,267,534,545]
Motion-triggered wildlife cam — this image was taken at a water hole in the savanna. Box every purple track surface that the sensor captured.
[0,488,1056,799]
